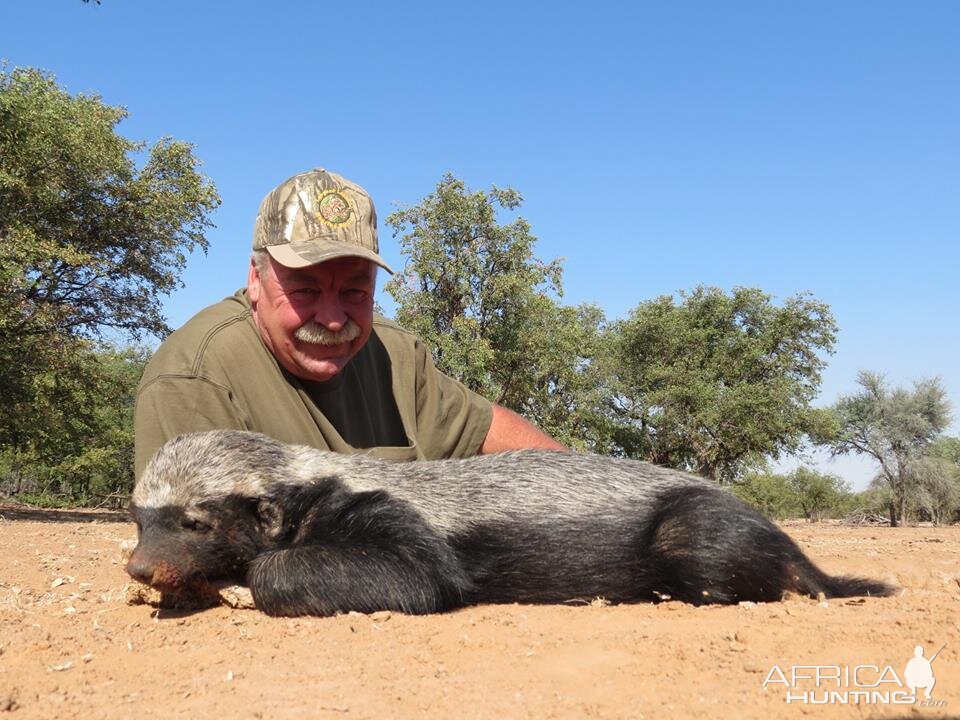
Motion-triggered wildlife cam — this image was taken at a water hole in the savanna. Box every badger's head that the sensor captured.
[127,430,295,593]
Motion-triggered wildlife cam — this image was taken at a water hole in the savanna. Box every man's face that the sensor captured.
[248,255,377,382]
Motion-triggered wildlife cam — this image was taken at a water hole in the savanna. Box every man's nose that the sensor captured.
[312,296,348,330]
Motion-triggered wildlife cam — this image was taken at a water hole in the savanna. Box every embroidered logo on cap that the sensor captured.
[315,188,356,228]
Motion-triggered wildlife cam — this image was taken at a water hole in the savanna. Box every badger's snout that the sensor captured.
[125,553,153,584]
[126,545,189,592]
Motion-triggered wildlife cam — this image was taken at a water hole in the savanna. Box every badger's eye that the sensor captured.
[181,517,212,533]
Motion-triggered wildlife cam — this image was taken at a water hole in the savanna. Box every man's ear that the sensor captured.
[256,499,285,540]
[248,256,262,305]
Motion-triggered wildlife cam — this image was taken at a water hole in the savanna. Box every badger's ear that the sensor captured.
[255,499,285,540]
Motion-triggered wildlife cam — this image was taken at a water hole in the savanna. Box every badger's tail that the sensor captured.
[641,486,896,604]
[792,563,896,599]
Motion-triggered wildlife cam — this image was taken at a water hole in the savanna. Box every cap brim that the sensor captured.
[265,240,394,274]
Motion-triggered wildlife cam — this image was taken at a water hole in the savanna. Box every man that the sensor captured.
[134,168,565,478]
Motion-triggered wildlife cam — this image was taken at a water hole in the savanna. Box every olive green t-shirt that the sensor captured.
[134,290,493,478]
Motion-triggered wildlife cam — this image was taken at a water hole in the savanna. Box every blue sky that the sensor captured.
[3,1,958,487]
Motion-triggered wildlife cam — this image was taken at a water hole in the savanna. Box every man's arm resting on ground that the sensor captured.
[479,404,569,454]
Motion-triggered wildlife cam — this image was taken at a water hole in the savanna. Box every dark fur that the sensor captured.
[127,431,894,616]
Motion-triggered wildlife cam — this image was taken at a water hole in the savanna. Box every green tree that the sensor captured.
[731,470,802,519]
[606,286,837,482]
[909,436,960,525]
[493,299,611,449]
[1,66,219,344]
[829,371,952,526]
[0,66,218,501]
[384,174,608,450]
[1,342,148,505]
[787,467,851,521]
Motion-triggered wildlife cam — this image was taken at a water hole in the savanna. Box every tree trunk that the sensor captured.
[888,500,898,528]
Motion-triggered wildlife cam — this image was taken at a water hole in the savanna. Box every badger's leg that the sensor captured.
[247,489,470,617]
[639,486,894,604]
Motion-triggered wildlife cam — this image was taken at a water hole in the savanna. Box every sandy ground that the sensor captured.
[0,506,957,720]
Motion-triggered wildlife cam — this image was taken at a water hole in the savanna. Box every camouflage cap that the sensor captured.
[252,168,394,273]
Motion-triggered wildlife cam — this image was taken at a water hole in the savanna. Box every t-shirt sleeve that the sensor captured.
[134,375,249,480]
[413,339,493,459]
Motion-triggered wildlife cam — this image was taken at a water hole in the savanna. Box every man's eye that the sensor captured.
[343,289,368,303]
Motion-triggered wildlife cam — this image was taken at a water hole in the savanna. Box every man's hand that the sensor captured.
[479,404,569,454]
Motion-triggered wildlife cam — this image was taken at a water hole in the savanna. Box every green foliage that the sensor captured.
[0,343,148,505]
[732,466,854,520]
[606,286,838,482]
[731,471,801,519]
[928,435,960,464]
[0,66,218,505]
[385,174,609,450]
[829,371,952,524]
[787,467,852,521]
[908,436,960,525]
[494,299,612,450]
[0,65,220,343]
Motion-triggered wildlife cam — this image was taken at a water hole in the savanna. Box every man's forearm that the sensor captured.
[479,404,569,454]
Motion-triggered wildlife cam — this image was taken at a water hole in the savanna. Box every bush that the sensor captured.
[0,344,147,506]
[732,472,801,520]
[733,466,855,521]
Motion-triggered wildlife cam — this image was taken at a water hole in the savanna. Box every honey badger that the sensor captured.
[127,430,893,616]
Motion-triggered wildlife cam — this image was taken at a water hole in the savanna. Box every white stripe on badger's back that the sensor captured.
[269,441,713,536]
[365,451,710,535]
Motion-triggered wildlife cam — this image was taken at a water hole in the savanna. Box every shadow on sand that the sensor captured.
[0,504,130,524]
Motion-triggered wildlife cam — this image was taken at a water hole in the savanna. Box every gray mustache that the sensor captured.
[294,320,361,345]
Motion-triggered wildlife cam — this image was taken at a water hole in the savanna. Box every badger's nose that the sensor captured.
[125,548,184,591]
[126,556,155,585]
